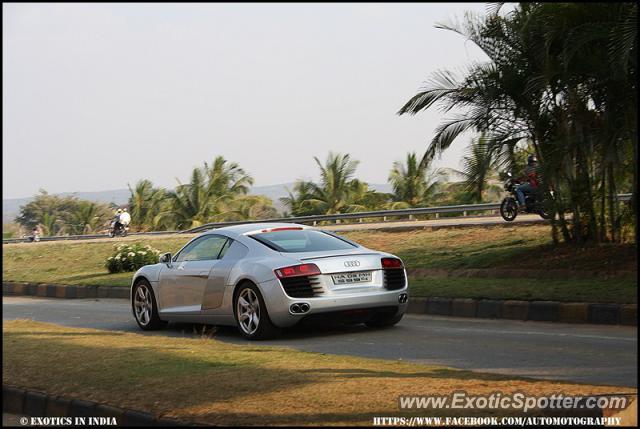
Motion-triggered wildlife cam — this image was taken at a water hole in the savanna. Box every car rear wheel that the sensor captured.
[132,279,166,330]
[234,282,280,340]
[365,312,404,328]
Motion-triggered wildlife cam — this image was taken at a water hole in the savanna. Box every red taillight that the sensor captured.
[275,263,321,279]
[381,257,403,269]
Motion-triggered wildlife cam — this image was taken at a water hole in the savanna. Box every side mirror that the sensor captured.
[159,252,172,265]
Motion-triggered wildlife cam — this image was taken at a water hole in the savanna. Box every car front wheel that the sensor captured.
[234,282,280,340]
[132,280,166,330]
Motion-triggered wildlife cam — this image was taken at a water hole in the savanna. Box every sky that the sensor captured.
[2,2,490,199]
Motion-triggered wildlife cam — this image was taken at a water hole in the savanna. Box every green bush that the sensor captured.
[105,243,161,273]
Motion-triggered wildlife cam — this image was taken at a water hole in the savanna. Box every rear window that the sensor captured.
[251,229,357,253]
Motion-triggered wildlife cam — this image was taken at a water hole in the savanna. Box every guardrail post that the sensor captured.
[409,214,414,221]
[358,218,363,223]
[435,213,439,219]
[383,216,387,222]
[463,211,467,216]
[312,221,317,226]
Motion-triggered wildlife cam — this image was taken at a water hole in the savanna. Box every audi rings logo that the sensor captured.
[344,260,360,267]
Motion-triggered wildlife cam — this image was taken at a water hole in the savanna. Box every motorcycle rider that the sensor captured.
[119,207,131,229]
[515,155,539,212]
[112,209,123,234]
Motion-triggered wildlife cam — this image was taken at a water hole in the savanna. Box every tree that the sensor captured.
[388,152,441,208]
[281,152,388,216]
[280,181,318,217]
[227,195,278,221]
[15,190,111,236]
[398,3,636,243]
[127,180,169,231]
[166,156,254,229]
[454,135,501,203]
[67,201,111,235]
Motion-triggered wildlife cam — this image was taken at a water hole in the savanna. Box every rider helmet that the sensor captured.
[527,154,537,165]
[116,209,123,214]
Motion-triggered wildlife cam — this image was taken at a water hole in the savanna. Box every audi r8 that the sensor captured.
[130,223,409,339]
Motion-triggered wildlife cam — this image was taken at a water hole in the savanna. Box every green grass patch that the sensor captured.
[2,225,636,304]
[2,236,192,287]
[4,320,634,425]
[345,225,637,271]
[409,277,637,304]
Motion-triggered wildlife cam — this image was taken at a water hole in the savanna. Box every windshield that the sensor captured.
[251,229,357,253]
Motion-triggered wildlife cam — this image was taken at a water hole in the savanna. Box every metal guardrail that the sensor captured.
[183,202,503,234]
[3,193,632,243]
[2,230,179,244]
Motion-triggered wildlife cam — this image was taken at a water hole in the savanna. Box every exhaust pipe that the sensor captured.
[290,303,310,314]
[398,293,408,304]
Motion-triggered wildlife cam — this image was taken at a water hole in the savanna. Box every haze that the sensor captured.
[3,2,489,199]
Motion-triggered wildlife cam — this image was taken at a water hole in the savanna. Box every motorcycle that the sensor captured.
[500,173,552,221]
[108,221,129,238]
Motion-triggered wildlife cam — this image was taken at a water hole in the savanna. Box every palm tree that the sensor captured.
[167,156,254,229]
[388,152,441,208]
[280,181,317,216]
[304,152,361,214]
[455,135,498,203]
[67,201,110,235]
[128,180,167,231]
[342,179,391,212]
[40,213,62,236]
[227,195,278,221]
[281,153,388,215]
[204,156,253,201]
[398,3,636,243]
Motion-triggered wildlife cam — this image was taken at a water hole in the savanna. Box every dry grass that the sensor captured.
[3,320,635,426]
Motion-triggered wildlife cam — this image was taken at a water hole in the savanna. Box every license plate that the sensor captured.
[331,271,372,285]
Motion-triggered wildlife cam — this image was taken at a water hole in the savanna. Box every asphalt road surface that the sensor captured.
[3,296,636,388]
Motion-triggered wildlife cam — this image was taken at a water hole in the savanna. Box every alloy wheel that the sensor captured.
[134,284,153,326]
[237,288,261,335]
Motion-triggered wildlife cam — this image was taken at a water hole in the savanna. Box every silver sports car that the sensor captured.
[131,223,409,339]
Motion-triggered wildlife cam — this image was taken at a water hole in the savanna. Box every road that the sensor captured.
[4,296,636,388]
[3,214,545,245]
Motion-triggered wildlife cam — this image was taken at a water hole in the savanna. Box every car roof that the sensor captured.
[202,222,311,236]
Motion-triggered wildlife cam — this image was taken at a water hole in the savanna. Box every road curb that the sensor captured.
[501,300,529,320]
[558,303,589,324]
[406,295,636,326]
[620,305,638,326]
[588,304,620,325]
[3,282,128,300]
[3,385,196,426]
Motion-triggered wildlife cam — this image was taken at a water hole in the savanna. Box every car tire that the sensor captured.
[365,312,404,328]
[233,282,280,340]
[132,279,167,331]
